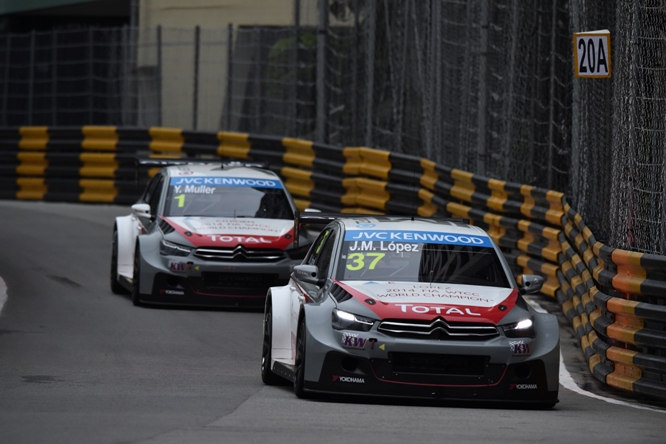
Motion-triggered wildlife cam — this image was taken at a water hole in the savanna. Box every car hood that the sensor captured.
[161,216,295,249]
[332,280,518,324]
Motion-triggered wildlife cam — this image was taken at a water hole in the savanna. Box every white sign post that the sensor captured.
[573,30,611,78]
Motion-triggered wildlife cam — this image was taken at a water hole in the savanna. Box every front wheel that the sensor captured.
[131,242,144,307]
[261,303,283,385]
[293,315,310,398]
[110,228,128,295]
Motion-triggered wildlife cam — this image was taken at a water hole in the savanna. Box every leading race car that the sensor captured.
[110,161,315,308]
[261,215,560,407]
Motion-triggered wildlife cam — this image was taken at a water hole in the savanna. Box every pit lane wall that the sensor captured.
[2,125,666,400]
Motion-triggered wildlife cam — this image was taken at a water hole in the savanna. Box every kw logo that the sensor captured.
[342,335,367,349]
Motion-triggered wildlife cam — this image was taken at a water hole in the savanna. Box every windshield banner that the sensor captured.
[343,230,492,247]
[169,177,283,189]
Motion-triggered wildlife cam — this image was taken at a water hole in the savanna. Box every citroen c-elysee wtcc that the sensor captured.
[261,215,560,407]
[110,161,315,307]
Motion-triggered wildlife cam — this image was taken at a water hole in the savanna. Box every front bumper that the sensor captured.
[301,323,560,404]
[306,351,557,404]
[138,250,300,307]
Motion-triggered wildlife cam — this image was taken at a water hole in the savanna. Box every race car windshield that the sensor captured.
[337,238,510,288]
[164,185,294,219]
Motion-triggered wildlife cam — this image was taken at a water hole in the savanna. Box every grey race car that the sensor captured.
[261,215,560,407]
[110,161,314,308]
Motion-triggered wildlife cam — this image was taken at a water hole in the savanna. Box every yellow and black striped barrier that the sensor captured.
[2,125,666,400]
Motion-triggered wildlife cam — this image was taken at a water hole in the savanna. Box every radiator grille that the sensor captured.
[194,246,284,262]
[390,352,489,376]
[378,317,498,340]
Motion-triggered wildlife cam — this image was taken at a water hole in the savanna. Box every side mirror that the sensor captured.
[131,203,152,219]
[292,264,324,286]
[518,274,544,295]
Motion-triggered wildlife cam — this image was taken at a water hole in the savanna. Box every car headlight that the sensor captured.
[160,240,192,257]
[286,243,311,260]
[502,318,535,338]
[332,309,375,332]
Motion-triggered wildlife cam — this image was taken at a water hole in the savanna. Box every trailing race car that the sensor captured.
[110,160,315,307]
[261,215,560,407]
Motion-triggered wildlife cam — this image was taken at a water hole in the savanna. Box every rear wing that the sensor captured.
[291,211,469,247]
[292,212,380,248]
[134,158,270,183]
[135,158,269,169]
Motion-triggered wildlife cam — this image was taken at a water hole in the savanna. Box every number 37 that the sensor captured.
[345,252,385,271]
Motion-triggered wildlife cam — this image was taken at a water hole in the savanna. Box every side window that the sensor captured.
[306,229,331,266]
[304,228,337,279]
[141,174,161,204]
[147,175,165,216]
[314,232,337,279]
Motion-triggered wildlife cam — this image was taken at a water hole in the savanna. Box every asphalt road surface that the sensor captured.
[0,201,665,444]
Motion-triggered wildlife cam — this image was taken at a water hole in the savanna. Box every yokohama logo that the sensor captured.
[332,375,365,384]
[510,383,537,390]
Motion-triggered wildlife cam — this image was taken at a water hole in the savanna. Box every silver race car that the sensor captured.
[110,161,314,308]
[261,215,560,407]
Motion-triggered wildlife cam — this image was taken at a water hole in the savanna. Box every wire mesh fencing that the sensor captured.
[0,0,665,254]
[607,1,666,254]
[1,27,135,126]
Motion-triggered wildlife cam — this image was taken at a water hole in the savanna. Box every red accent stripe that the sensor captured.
[161,216,295,249]
[332,279,517,324]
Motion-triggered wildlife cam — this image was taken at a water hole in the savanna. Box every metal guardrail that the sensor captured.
[2,125,665,400]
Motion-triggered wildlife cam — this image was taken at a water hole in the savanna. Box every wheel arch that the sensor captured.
[269,284,294,363]
[115,214,139,280]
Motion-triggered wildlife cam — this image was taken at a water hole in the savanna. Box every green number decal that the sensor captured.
[346,253,365,271]
[174,194,185,208]
[366,252,385,270]
[345,252,385,271]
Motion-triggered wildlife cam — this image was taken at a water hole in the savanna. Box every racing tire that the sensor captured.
[537,401,557,410]
[110,228,128,295]
[261,303,284,385]
[293,315,310,398]
[131,242,144,307]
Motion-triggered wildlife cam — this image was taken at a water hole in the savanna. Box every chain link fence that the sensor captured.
[0,0,664,254]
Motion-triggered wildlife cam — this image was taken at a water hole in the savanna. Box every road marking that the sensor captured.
[0,276,6,315]
[526,296,665,413]
[558,354,665,413]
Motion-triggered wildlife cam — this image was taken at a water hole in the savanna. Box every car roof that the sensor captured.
[163,163,281,180]
[336,216,490,236]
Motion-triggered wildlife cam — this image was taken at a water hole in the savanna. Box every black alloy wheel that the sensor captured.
[261,303,283,385]
[293,315,310,398]
[110,228,128,294]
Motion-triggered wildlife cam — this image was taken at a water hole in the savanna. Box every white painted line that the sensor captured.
[0,276,7,316]
[558,353,665,413]
[527,296,666,413]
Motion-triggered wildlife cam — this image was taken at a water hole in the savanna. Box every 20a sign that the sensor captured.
[573,30,611,78]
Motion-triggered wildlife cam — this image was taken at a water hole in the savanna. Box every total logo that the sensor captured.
[209,235,272,243]
[395,304,481,316]
[510,383,538,390]
[332,375,365,384]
